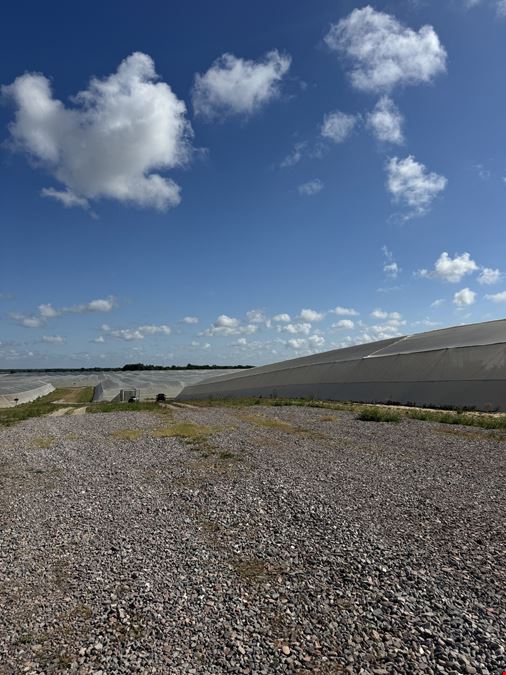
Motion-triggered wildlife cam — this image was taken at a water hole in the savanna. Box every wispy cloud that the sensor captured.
[386,156,447,218]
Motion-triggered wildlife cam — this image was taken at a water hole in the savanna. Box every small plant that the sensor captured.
[241,414,297,432]
[219,451,238,460]
[33,435,57,448]
[356,407,401,423]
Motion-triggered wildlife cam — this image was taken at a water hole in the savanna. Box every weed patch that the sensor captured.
[0,389,78,427]
[357,408,401,423]
[241,414,298,432]
[33,435,57,448]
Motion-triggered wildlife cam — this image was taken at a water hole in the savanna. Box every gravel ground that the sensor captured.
[0,405,504,674]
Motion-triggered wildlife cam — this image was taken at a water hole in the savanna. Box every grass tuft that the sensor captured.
[89,401,168,414]
[356,407,401,423]
[241,414,297,432]
[33,435,57,448]
[190,396,506,431]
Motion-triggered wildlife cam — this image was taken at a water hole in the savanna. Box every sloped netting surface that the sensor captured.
[177,320,506,410]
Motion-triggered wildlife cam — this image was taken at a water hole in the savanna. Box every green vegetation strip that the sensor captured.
[89,401,170,414]
[190,397,506,431]
[0,388,93,427]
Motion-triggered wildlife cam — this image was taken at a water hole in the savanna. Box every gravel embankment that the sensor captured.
[0,405,504,674]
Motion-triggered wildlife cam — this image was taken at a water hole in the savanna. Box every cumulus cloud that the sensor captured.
[370,309,402,320]
[181,316,199,324]
[103,323,172,341]
[325,6,447,93]
[280,322,312,335]
[485,290,506,302]
[192,50,291,119]
[453,288,476,307]
[287,338,307,350]
[202,314,257,337]
[330,306,359,316]
[10,313,43,328]
[272,313,291,322]
[386,156,447,217]
[477,267,502,285]
[246,309,268,324]
[38,303,59,318]
[367,96,404,144]
[2,52,193,210]
[320,111,357,143]
[42,335,65,344]
[308,334,325,348]
[93,336,105,343]
[298,179,324,196]
[418,252,478,283]
[332,319,355,330]
[299,308,325,322]
[431,298,445,308]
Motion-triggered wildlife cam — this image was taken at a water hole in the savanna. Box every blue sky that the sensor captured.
[1,0,506,368]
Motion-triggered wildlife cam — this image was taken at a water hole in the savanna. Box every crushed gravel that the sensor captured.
[0,405,504,674]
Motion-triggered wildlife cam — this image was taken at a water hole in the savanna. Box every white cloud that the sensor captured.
[281,322,312,335]
[320,111,357,143]
[138,324,172,336]
[9,313,43,328]
[85,298,115,313]
[386,156,447,217]
[331,306,359,316]
[93,336,105,343]
[192,50,291,119]
[41,187,90,209]
[453,287,476,307]
[308,335,325,348]
[384,262,400,279]
[3,52,193,210]
[431,298,445,307]
[485,290,506,302]
[370,309,402,320]
[272,313,291,322]
[214,314,239,328]
[298,179,324,196]
[418,252,478,283]
[280,142,306,168]
[42,335,65,344]
[325,6,447,93]
[202,314,257,337]
[381,246,401,281]
[299,308,325,322]
[497,0,506,16]
[38,303,59,318]
[477,267,502,285]
[367,96,404,144]
[181,316,199,324]
[102,323,171,341]
[287,338,307,350]
[246,309,268,324]
[332,319,355,330]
